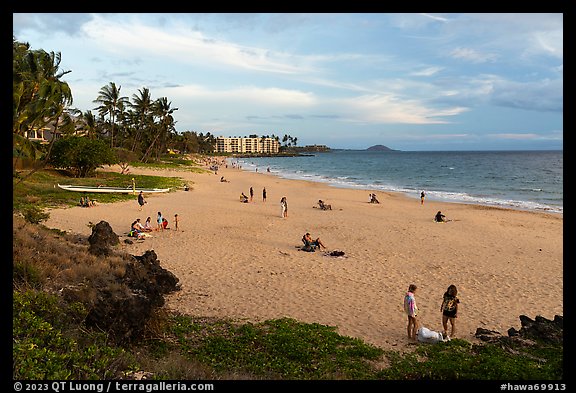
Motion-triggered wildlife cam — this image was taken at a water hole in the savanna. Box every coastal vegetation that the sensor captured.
[13,37,221,179]
[12,167,563,380]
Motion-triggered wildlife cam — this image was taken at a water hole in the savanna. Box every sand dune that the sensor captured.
[44,163,563,352]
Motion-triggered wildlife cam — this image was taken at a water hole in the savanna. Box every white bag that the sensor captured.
[417,326,447,344]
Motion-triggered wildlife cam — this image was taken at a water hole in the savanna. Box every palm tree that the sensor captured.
[13,38,73,180]
[141,97,178,162]
[13,40,72,139]
[129,87,154,152]
[93,82,128,148]
[78,110,98,139]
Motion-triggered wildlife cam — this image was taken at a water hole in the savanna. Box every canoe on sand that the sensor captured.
[57,184,170,194]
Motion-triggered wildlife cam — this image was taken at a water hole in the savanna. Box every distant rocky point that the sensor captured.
[366,144,397,151]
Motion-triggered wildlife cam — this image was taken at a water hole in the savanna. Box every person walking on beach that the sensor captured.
[138,191,146,211]
[404,284,419,340]
[250,186,254,202]
[280,196,288,218]
[174,214,179,231]
[156,211,163,231]
[420,191,426,205]
[262,187,267,203]
[440,284,460,339]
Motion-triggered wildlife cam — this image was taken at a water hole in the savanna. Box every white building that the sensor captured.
[214,136,280,154]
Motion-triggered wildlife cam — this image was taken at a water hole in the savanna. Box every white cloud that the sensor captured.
[419,13,450,23]
[161,84,317,107]
[81,15,315,75]
[450,47,498,63]
[338,94,468,125]
[411,67,444,77]
[530,30,563,59]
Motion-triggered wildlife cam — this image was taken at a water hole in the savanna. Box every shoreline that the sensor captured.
[231,154,563,216]
[44,163,563,353]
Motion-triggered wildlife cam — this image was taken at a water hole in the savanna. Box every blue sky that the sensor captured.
[13,13,563,151]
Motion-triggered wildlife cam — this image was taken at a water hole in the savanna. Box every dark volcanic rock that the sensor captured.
[517,314,563,344]
[82,249,180,343]
[84,287,153,342]
[79,222,181,343]
[125,250,181,307]
[88,221,119,256]
[475,314,563,346]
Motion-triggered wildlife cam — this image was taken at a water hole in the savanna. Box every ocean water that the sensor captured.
[231,150,563,214]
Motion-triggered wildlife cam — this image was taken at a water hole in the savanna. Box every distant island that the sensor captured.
[366,144,397,151]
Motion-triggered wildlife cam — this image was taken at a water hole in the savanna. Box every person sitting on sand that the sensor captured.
[302,232,326,251]
[318,200,332,210]
[134,218,146,232]
[220,176,229,183]
[130,220,145,240]
[369,193,380,204]
[162,217,169,230]
[143,217,154,232]
[434,211,446,222]
[85,196,95,207]
[240,192,249,203]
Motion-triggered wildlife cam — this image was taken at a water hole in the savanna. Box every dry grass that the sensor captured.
[13,214,129,291]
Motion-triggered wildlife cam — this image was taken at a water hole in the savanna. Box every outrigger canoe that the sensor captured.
[57,184,170,194]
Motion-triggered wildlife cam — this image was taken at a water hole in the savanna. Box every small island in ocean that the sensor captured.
[366,144,398,151]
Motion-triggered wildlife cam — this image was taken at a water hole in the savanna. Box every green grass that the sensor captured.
[171,316,384,379]
[13,167,186,215]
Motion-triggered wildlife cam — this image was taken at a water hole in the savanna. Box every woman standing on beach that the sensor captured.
[420,191,426,205]
[441,284,460,339]
[404,284,419,340]
[280,196,288,218]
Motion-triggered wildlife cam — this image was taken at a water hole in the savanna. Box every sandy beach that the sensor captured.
[44,162,563,353]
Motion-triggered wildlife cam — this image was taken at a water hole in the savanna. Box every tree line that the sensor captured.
[13,37,217,176]
[13,37,300,177]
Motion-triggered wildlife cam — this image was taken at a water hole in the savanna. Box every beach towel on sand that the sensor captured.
[417,326,448,344]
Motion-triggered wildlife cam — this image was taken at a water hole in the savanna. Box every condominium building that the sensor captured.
[214,136,280,154]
